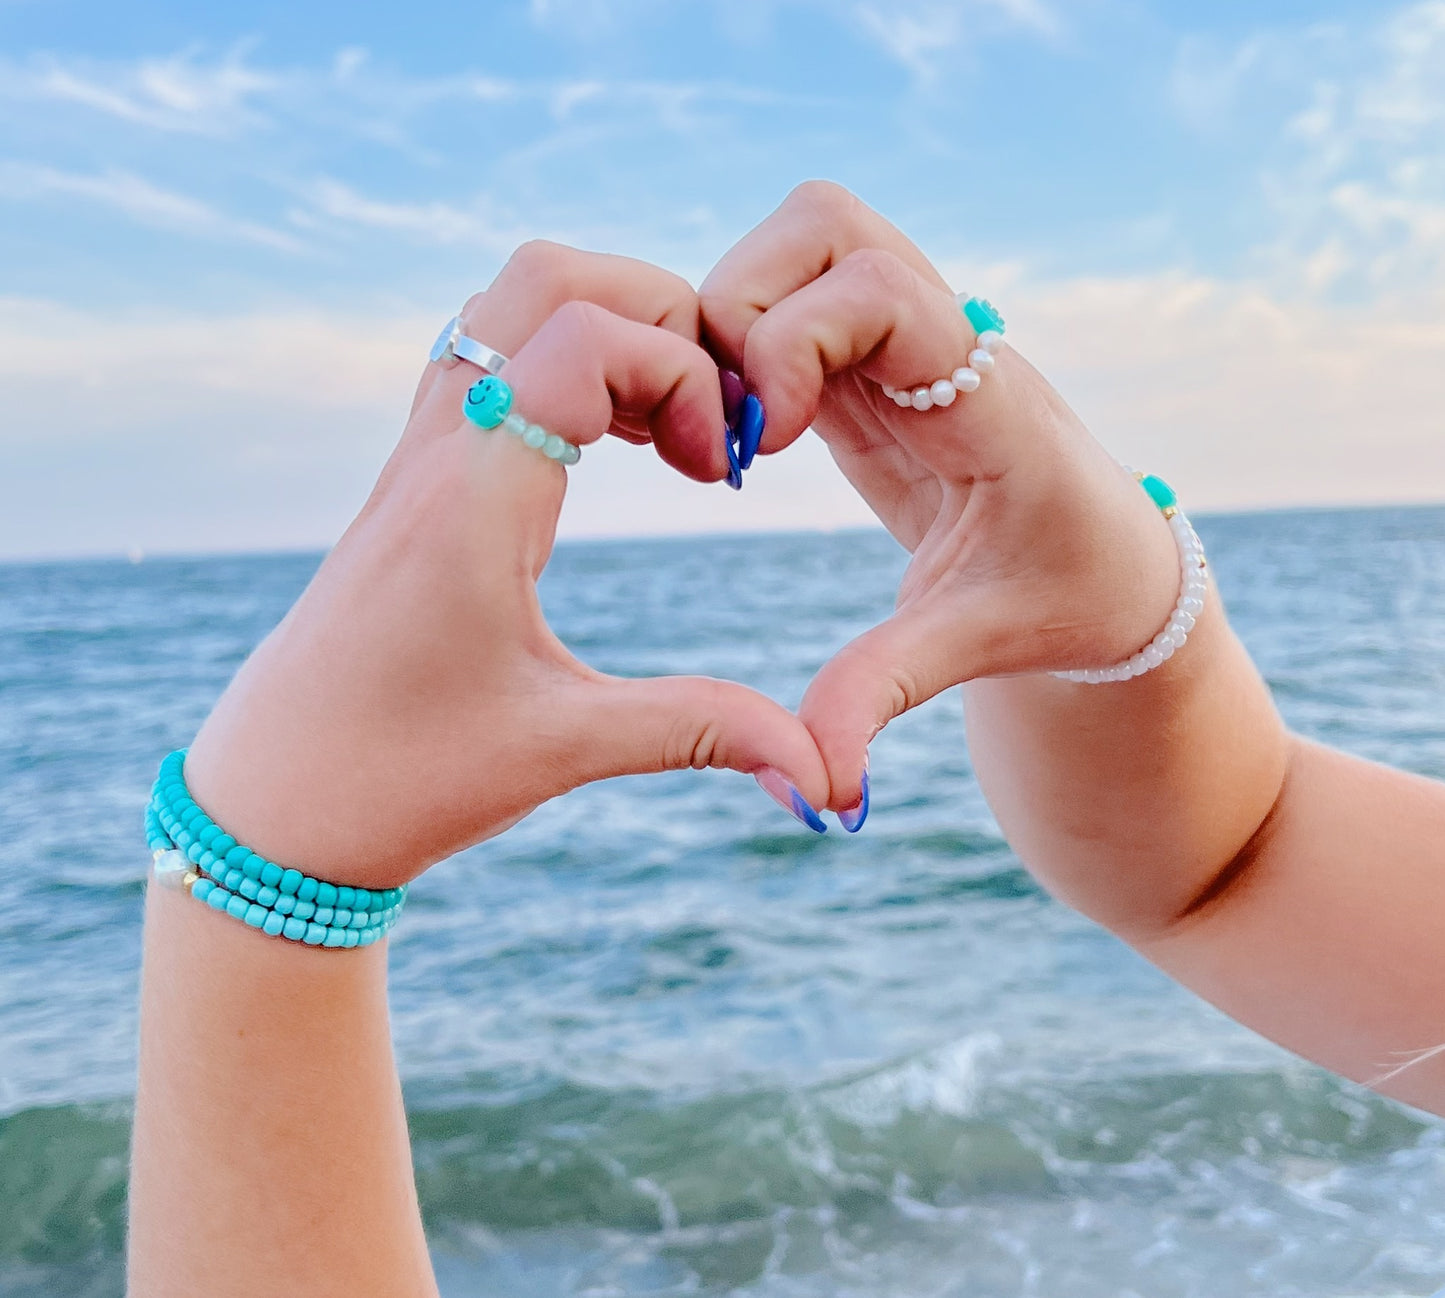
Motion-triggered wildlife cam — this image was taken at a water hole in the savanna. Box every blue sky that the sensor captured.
[2,0,1443,558]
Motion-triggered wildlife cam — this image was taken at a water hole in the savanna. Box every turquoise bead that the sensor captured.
[198,824,219,847]
[343,930,360,948]
[297,878,318,903]
[262,912,286,937]
[238,877,262,901]
[212,834,237,856]
[207,887,232,911]
[558,442,582,467]
[462,376,513,429]
[542,433,568,460]
[323,929,346,948]
[197,850,216,871]
[313,906,334,925]
[336,886,355,909]
[352,888,371,911]
[293,900,316,921]
[1139,473,1178,511]
[274,894,296,915]
[224,868,245,891]
[193,878,215,903]
[225,846,253,870]
[174,829,192,849]
[349,911,368,929]
[303,923,327,945]
[260,862,283,888]
[244,903,269,928]
[186,843,205,864]
[225,895,250,921]
[522,423,547,449]
[279,868,303,896]
[283,916,307,942]
[242,855,265,881]
[257,886,279,908]
[316,882,337,908]
[962,296,1006,336]
[333,908,352,927]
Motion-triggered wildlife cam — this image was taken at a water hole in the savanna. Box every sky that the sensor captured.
[1,0,1443,559]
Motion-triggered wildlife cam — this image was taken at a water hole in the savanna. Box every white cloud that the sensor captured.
[4,258,1444,560]
[0,47,276,135]
[297,178,514,248]
[0,161,304,251]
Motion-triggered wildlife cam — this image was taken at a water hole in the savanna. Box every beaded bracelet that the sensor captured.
[146,749,405,948]
[1052,472,1209,685]
[462,375,582,466]
[880,295,1006,411]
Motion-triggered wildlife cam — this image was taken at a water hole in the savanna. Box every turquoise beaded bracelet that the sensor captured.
[146,749,405,948]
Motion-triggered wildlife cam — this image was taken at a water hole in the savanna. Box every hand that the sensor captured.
[184,243,830,887]
[699,182,1187,811]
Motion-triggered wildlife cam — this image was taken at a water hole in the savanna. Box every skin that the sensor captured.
[129,184,1445,1296]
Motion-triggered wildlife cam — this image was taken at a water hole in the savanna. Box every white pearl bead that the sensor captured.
[930,379,957,407]
[1165,625,1188,648]
[1180,596,1204,615]
[968,349,995,374]
[1173,610,1196,632]
[1083,669,1103,684]
[892,389,913,407]
[951,367,981,392]
[881,384,896,399]
[1130,656,1150,676]
[911,387,933,411]
[977,330,1005,355]
[1142,646,1165,669]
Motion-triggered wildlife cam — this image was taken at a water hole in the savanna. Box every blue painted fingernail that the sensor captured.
[737,393,765,470]
[754,767,827,833]
[838,767,870,833]
[725,431,743,490]
[720,369,746,429]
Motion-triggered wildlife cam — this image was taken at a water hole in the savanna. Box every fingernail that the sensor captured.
[720,369,746,429]
[725,432,743,490]
[838,766,870,834]
[737,393,766,470]
[754,767,827,833]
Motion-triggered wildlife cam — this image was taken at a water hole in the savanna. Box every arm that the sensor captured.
[127,247,833,1296]
[699,180,1445,1114]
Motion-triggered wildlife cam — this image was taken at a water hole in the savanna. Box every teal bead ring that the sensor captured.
[461,377,582,467]
[146,749,405,949]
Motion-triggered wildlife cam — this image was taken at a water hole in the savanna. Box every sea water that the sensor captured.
[3,507,1445,1297]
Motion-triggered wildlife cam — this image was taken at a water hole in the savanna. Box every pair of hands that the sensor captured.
[186,182,1181,888]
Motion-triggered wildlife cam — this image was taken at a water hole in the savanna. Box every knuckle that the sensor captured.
[501,238,575,286]
[787,178,858,224]
[839,245,911,295]
[546,297,607,345]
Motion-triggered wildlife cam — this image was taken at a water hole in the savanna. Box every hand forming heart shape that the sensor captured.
[181,181,1184,890]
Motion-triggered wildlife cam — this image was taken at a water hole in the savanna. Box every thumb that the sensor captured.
[798,597,1005,827]
[565,673,833,828]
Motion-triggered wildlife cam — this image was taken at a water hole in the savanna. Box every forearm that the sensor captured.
[128,798,436,1297]
[962,585,1291,938]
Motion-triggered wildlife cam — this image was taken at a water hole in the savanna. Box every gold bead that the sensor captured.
[182,871,200,889]
[1161,505,1179,519]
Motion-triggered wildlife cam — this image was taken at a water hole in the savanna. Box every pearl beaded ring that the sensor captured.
[880,295,1007,412]
[1052,472,1209,685]
[462,375,582,467]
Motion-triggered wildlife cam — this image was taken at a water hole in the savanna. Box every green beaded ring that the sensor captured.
[146,749,405,949]
[461,378,582,467]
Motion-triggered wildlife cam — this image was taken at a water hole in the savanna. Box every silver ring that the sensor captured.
[429,315,509,373]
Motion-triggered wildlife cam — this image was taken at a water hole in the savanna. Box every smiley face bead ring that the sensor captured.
[462,376,583,467]
[880,295,1007,412]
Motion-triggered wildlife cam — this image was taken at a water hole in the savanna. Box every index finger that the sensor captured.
[697,181,951,370]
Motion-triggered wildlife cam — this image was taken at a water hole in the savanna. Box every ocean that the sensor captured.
[3,507,1445,1297]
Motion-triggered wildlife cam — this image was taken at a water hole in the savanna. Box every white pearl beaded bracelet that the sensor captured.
[880,294,1007,412]
[1053,472,1209,685]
